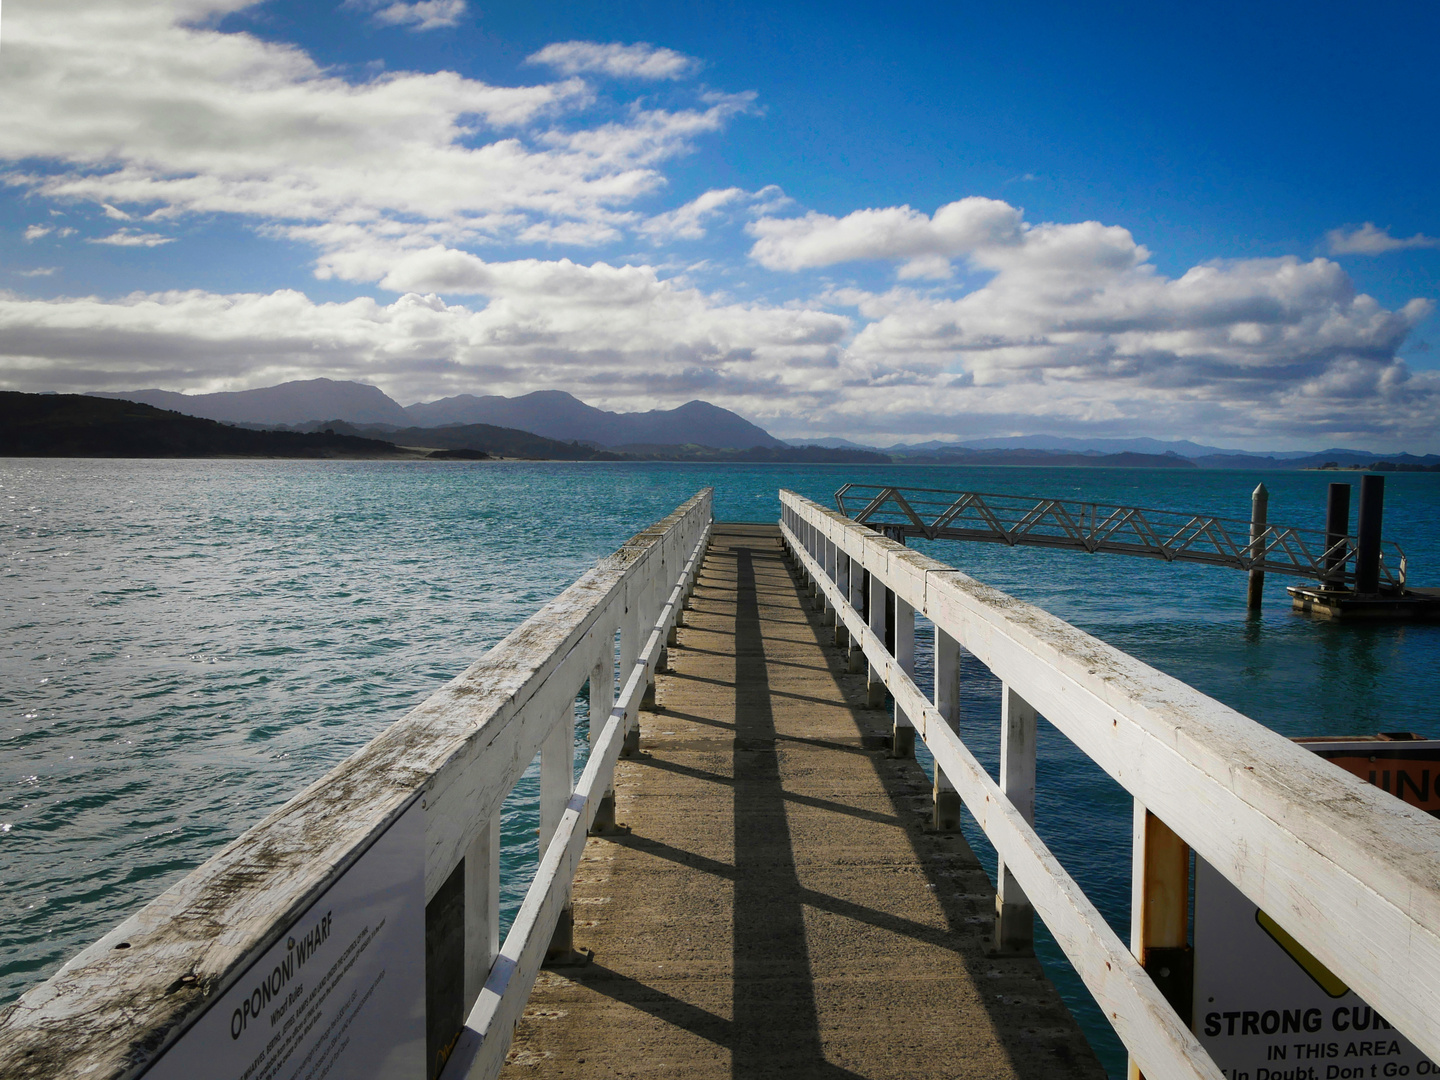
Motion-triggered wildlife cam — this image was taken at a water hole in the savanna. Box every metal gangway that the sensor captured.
[835,482,1407,589]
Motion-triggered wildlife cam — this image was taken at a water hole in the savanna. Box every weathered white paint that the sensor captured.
[931,627,961,828]
[0,492,712,1080]
[846,556,867,673]
[834,550,851,647]
[894,595,915,736]
[463,813,501,1010]
[996,684,1037,952]
[866,562,887,707]
[781,489,1440,1077]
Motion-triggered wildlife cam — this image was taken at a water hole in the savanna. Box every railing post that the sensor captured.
[463,811,500,1011]
[683,518,705,614]
[1128,805,1192,1080]
[640,558,660,712]
[866,568,887,708]
[931,626,962,831]
[620,582,643,755]
[812,529,824,606]
[890,596,915,758]
[833,550,850,646]
[541,704,576,964]
[590,647,621,833]
[846,556,866,673]
[820,538,836,625]
[994,684,1036,954]
[804,522,816,596]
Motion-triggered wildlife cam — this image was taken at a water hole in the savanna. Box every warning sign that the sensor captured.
[1193,737,1440,1079]
[142,798,426,1080]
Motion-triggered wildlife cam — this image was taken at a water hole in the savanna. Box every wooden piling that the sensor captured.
[1246,482,1268,609]
[1356,474,1385,595]
[1325,482,1352,586]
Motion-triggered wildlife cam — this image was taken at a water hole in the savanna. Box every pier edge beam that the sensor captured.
[889,595,915,758]
[1127,805,1192,1080]
[931,626,962,831]
[994,684,1036,954]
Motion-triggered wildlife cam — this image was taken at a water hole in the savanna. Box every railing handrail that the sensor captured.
[0,490,713,1080]
[834,482,1408,587]
[781,489,1440,1078]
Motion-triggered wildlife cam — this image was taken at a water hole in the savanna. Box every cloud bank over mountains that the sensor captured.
[2,0,1435,450]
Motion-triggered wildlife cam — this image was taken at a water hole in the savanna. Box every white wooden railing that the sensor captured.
[780,489,1440,1079]
[0,490,712,1080]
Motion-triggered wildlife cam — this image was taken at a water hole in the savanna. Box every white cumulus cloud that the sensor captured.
[526,41,699,80]
[0,0,751,266]
[88,229,175,247]
[376,0,465,30]
[0,1,1434,449]
[640,186,786,241]
[1326,222,1440,255]
[747,197,1024,272]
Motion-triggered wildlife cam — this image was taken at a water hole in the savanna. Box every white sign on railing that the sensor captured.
[1194,858,1436,1079]
[142,798,426,1080]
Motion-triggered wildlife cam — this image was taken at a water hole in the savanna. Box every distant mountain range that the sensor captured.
[80,378,1437,467]
[790,435,1439,470]
[93,380,413,427]
[1,392,881,464]
[792,434,1315,458]
[2,393,413,459]
[405,390,784,449]
[95,380,782,450]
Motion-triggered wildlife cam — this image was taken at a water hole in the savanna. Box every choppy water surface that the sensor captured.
[3,459,1437,1075]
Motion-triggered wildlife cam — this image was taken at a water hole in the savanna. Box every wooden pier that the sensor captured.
[503,524,1102,1078]
[4,489,1439,1080]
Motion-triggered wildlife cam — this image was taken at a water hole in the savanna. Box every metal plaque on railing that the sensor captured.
[142,798,426,1080]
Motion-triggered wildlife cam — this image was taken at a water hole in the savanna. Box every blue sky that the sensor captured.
[2,0,1437,450]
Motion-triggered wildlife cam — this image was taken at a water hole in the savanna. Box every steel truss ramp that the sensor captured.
[834,483,1407,589]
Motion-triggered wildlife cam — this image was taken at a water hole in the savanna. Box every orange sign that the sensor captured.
[1297,736,1440,817]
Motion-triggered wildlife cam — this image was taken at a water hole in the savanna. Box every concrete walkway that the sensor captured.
[502,523,1104,1079]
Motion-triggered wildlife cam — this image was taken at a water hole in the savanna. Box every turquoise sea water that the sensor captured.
[3,459,1438,1075]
